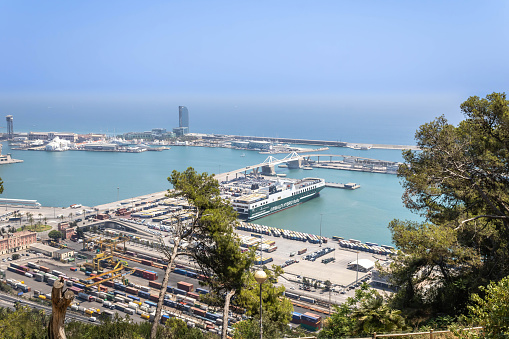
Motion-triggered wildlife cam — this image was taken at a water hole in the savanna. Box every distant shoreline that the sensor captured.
[225,134,419,151]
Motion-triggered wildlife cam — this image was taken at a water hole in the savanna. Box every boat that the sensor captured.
[240,153,246,157]
[229,177,325,221]
[303,166,313,170]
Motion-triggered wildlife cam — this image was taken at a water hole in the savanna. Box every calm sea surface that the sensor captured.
[0,142,420,245]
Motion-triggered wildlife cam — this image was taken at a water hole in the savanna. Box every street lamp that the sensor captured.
[319,214,323,247]
[356,251,359,284]
[254,270,267,339]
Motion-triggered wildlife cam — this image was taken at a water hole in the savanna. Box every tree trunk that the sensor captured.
[48,277,74,339]
[150,237,181,339]
[222,289,235,339]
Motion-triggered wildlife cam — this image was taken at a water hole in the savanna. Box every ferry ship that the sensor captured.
[229,177,325,221]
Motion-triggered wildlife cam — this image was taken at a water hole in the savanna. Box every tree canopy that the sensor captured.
[388,92,509,316]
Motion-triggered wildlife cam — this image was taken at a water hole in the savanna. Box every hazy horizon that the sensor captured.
[1,1,507,144]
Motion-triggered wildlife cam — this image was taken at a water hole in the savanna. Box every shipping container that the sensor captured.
[138,291,150,299]
[78,292,93,301]
[177,281,194,292]
[299,296,316,304]
[27,262,40,269]
[149,281,162,289]
[196,288,209,295]
[127,294,140,302]
[187,292,200,300]
[173,288,187,296]
[125,287,138,295]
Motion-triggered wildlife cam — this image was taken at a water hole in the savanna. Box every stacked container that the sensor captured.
[300,312,321,331]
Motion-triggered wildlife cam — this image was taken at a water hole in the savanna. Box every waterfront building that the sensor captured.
[231,140,250,148]
[0,231,37,255]
[28,132,77,142]
[248,140,272,151]
[83,143,118,151]
[45,136,73,151]
[5,115,13,140]
[123,129,175,141]
[179,106,189,131]
[172,127,189,137]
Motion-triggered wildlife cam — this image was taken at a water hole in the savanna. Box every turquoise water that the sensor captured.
[0,143,419,245]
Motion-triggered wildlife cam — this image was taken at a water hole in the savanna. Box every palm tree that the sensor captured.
[352,295,406,335]
[43,217,48,226]
[38,213,43,226]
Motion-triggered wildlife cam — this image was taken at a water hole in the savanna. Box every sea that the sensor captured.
[0,142,421,246]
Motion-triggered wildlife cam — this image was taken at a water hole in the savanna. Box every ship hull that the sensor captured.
[238,185,324,221]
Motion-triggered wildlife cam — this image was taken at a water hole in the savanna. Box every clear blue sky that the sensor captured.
[0,1,507,143]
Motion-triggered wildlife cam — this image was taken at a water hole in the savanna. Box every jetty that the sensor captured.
[325,182,360,190]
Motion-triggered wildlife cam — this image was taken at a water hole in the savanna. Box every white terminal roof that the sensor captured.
[348,259,376,271]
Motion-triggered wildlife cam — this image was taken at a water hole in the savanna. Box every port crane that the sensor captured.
[83,261,134,289]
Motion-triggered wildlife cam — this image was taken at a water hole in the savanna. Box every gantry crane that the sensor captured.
[83,261,134,289]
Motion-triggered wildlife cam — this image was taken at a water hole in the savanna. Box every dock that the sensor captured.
[325,182,360,189]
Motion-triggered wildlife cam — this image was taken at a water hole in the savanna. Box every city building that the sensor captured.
[0,231,37,255]
[179,106,189,131]
[83,143,118,151]
[248,140,272,151]
[172,127,189,137]
[28,132,77,142]
[123,129,175,140]
[58,222,75,240]
[29,243,56,257]
[53,248,75,261]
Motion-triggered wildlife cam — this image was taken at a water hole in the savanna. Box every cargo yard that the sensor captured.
[0,163,396,334]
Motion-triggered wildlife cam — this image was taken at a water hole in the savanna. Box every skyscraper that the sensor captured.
[179,106,189,130]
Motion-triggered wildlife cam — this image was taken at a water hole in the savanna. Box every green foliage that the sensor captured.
[0,305,216,339]
[11,253,20,260]
[232,313,285,339]
[0,304,48,338]
[392,92,509,317]
[319,284,406,338]
[48,230,62,241]
[235,265,293,337]
[467,275,509,338]
[168,167,255,338]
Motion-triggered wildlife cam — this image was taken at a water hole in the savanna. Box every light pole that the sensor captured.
[254,270,267,339]
[319,214,323,247]
[117,187,119,201]
[356,251,359,284]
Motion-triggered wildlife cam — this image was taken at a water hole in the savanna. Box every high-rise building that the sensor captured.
[6,115,13,139]
[179,106,189,131]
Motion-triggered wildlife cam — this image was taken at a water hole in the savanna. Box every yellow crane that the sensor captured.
[83,262,134,288]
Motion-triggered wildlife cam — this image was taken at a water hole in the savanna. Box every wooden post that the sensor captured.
[48,277,75,339]
[373,332,377,338]
[430,328,433,339]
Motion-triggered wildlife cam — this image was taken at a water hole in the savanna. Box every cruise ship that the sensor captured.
[228,177,325,221]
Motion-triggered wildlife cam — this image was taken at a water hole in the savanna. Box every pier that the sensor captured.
[325,182,360,190]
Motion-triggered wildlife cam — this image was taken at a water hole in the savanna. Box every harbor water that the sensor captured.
[0,142,420,245]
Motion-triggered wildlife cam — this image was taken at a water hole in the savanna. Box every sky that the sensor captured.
[0,1,507,144]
